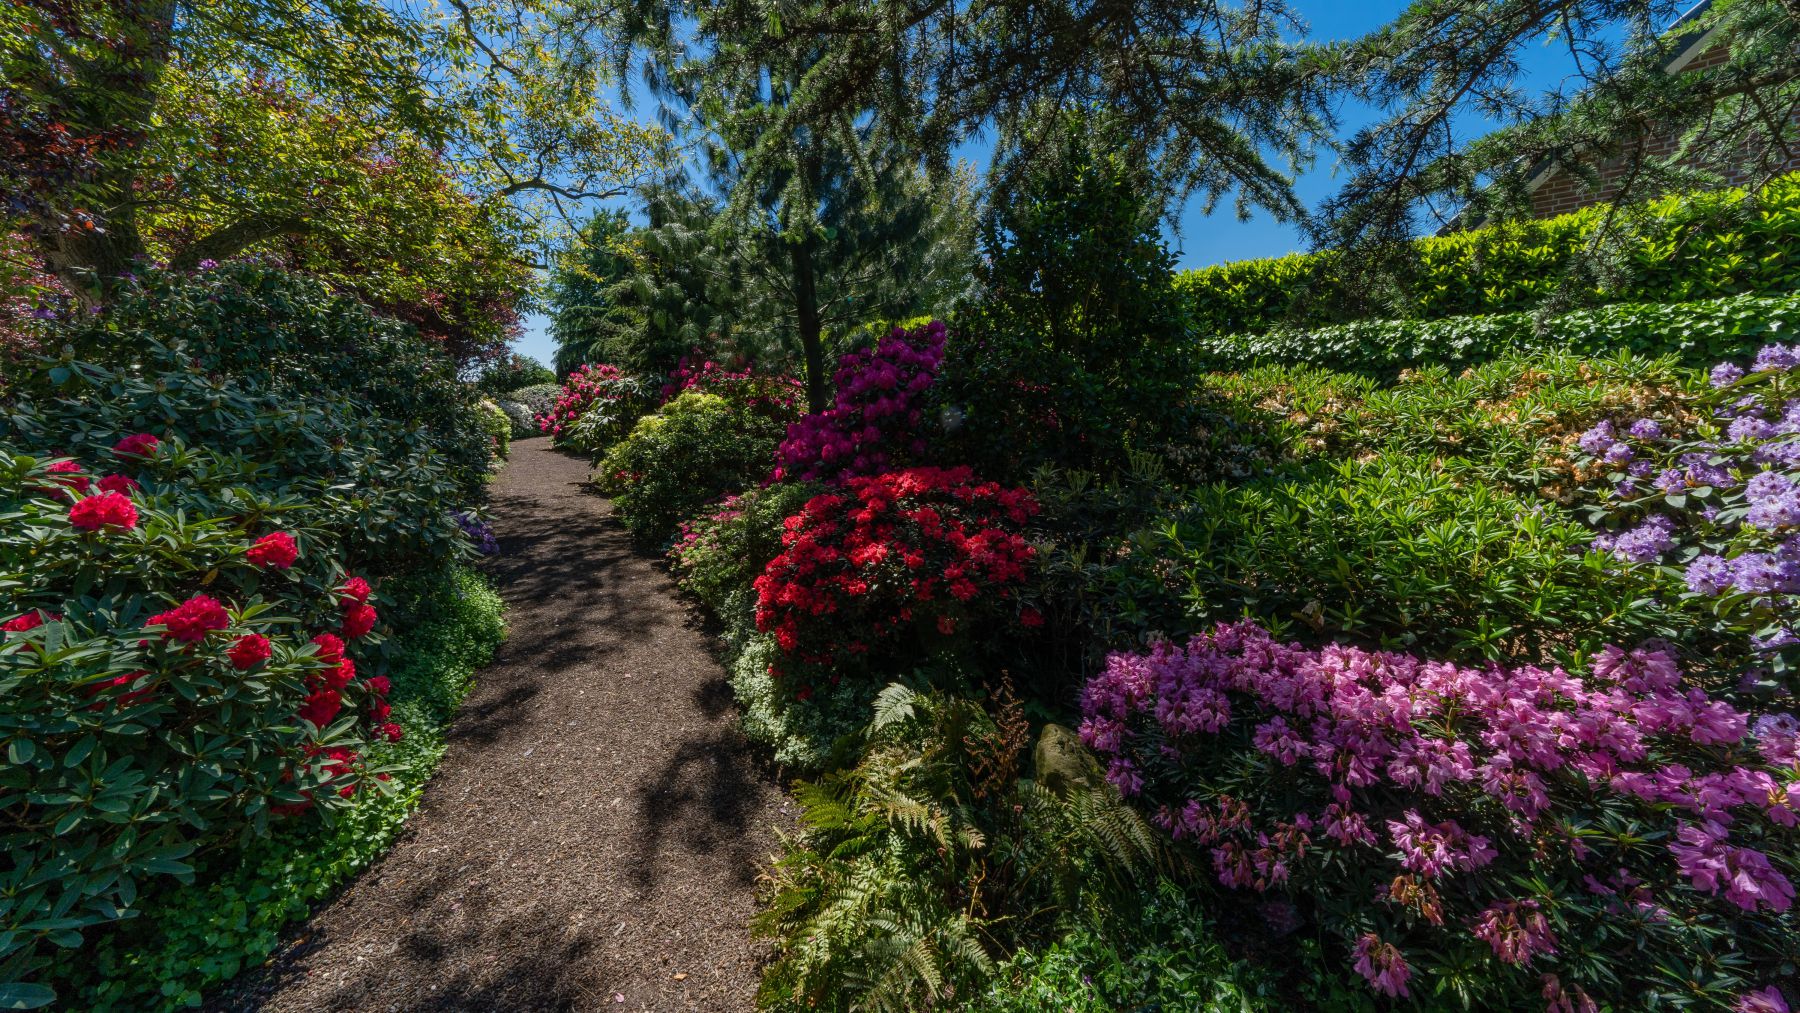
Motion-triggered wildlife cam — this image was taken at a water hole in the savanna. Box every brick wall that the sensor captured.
[1525,42,1800,219]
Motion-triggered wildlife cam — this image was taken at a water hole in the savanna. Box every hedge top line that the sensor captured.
[1173,171,1800,338]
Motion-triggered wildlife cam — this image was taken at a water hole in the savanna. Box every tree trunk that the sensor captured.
[791,235,828,413]
[24,0,179,303]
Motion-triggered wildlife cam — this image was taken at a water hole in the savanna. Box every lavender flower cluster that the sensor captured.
[455,511,500,555]
[1080,620,1798,1007]
[1578,343,1800,673]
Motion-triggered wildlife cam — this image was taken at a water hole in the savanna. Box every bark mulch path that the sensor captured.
[221,436,792,1012]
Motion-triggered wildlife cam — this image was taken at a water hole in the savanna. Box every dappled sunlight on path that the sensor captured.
[215,437,789,1012]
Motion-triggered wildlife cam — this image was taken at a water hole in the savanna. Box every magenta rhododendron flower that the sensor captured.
[774,320,946,484]
[97,473,140,495]
[1470,899,1558,965]
[1352,933,1410,997]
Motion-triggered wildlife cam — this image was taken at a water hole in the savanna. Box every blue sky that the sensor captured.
[510,1,1603,366]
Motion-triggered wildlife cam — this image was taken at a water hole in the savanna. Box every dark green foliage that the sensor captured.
[971,879,1280,1012]
[1113,453,1677,662]
[3,267,483,575]
[1198,349,1697,486]
[548,210,640,375]
[754,686,1161,1012]
[941,118,1199,481]
[1176,175,1800,338]
[1198,290,1800,377]
[669,481,825,614]
[51,566,504,1011]
[473,352,557,398]
[594,388,797,546]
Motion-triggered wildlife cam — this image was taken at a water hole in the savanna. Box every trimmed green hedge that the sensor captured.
[1195,289,1800,375]
[1175,173,1800,337]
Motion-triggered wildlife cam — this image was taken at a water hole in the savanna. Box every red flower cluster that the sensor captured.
[537,363,634,436]
[2,610,57,633]
[228,632,271,670]
[246,531,299,569]
[753,466,1037,691]
[112,433,159,458]
[48,460,89,493]
[146,594,230,643]
[660,350,804,416]
[68,490,138,531]
[97,474,139,495]
[336,576,377,638]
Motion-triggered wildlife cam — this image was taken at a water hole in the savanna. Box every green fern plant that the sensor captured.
[753,685,1161,1012]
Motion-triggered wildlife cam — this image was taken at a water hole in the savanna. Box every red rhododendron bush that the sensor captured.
[753,466,1039,697]
[1080,621,1800,1009]
[0,441,401,988]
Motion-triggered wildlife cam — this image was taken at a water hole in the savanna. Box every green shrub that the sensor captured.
[1175,172,1800,337]
[1198,350,1698,486]
[1197,290,1800,376]
[0,444,399,1005]
[940,116,1199,480]
[52,565,504,1010]
[726,620,874,772]
[754,685,1160,1013]
[1117,453,1676,661]
[970,880,1280,1012]
[594,388,797,546]
[472,352,557,399]
[47,265,490,499]
[478,399,512,459]
[668,481,824,614]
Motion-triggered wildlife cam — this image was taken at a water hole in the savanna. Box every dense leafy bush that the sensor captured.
[1574,342,1800,698]
[1125,453,1672,661]
[939,119,1199,479]
[669,482,824,614]
[753,467,1039,695]
[773,320,945,484]
[46,264,491,499]
[0,445,399,1003]
[595,386,799,545]
[477,399,512,459]
[536,363,653,454]
[1199,351,1696,487]
[756,685,1159,1012]
[1080,622,1799,1010]
[970,879,1278,1012]
[54,565,504,1010]
[3,272,484,575]
[472,352,557,399]
[1175,172,1800,337]
[725,619,876,772]
[1198,291,1800,377]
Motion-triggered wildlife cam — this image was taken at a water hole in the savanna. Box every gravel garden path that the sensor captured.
[228,436,790,1012]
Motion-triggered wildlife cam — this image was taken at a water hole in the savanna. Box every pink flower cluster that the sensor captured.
[537,363,631,436]
[773,321,946,484]
[1080,622,1799,1003]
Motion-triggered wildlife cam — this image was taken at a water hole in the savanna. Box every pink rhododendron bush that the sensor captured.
[0,442,401,989]
[754,466,1039,697]
[535,362,652,455]
[772,320,946,484]
[1080,622,1798,1009]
